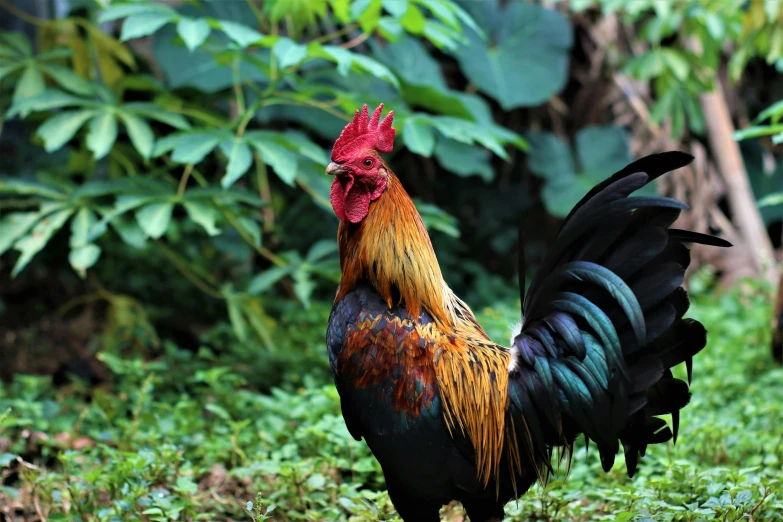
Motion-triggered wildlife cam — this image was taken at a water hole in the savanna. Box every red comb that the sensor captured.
[331,104,395,162]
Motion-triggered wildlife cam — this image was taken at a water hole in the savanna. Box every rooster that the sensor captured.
[325,104,731,521]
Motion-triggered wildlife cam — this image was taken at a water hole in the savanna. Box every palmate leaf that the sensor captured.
[135,201,174,239]
[7,89,95,119]
[121,12,176,41]
[218,20,264,48]
[0,205,67,256]
[154,129,230,164]
[182,201,222,236]
[12,66,46,109]
[244,132,299,187]
[11,208,74,277]
[273,38,308,68]
[309,44,400,89]
[36,110,97,152]
[86,112,119,160]
[219,139,254,187]
[118,112,155,160]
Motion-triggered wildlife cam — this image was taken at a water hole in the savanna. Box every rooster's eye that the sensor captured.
[362,158,373,169]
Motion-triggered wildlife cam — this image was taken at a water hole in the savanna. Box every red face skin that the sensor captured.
[328,152,388,224]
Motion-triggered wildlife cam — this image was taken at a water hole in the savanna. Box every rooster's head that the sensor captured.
[327,103,395,223]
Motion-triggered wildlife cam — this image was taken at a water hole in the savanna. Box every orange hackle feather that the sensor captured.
[335,156,515,487]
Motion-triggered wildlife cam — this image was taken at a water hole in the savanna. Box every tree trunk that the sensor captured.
[698,80,778,284]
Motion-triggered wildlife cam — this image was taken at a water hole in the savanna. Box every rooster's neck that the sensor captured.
[336,172,452,323]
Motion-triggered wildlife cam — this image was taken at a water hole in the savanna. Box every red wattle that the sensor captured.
[330,175,387,223]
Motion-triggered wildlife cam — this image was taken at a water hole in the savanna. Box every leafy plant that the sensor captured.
[1,0,537,346]
[526,126,652,217]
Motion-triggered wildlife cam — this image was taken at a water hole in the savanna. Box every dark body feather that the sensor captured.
[327,152,731,521]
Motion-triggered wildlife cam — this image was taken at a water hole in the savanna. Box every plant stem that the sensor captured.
[156,241,224,299]
[220,208,287,267]
[254,153,275,232]
[233,58,246,115]
[340,32,369,49]
[311,23,359,44]
[177,164,194,196]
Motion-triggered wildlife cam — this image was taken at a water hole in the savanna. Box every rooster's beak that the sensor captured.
[326,162,349,176]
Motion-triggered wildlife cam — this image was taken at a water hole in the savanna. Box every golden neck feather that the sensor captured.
[336,171,452,323]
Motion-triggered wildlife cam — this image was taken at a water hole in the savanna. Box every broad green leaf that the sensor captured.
[377,17,404,41]
[403,117,435,156]
[1,31,33,56]
[86,112,119,159]
[183,201,222,236]
[235,216,262,247]
[295,159,333,210]
[417,0,458,29]
[433,138,493,181]
[400,4,426,33]
[526,126,641,218]
[40,64,96,95]
[382,0,408,18]
[282,131,328,165]
[576,126,631,179]
[36,109,97,152]
[135,201,174,239]
[733,124,783,141]
[273,38,308,68]
[758,192,783,207]
[124,102,191,129]
[219,139,253,188]
[69,244,102,278]
[415,198,460,237]
[753,99,783,124]
[370,36,471,117]
[306,240,338,262]
[70,207,98,247]
[0,177,67,199]
[350,0,375,19]
[177,18,211,52]
[118,112,155,160]
[7,90,91,118]
[0,63,22,82]
[153,25,267,93]
[247,266,292,295]
[11,208,74,277]
[316,45,400,88]
[121,12,174,41]
[110,216,148,249]
[98,3,177,23]
[218,20,263,47]
[170,133,222,164]
[525,131,575,179]
[421,20,464,51]
[293,267,315,308]
[183,187,265,207]
[245,134,298,186]
[456,2,572,109]
[0,211,50,256]
[90,194,161,240]
[661,48,690,81]
[12,66,45,108]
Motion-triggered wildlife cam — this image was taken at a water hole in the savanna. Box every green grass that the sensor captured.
[1,273,780,521]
